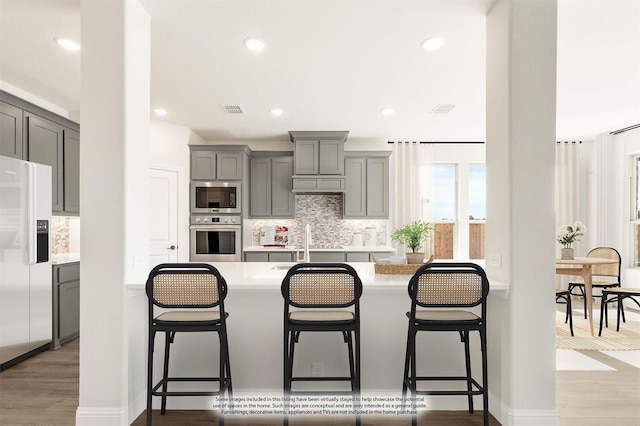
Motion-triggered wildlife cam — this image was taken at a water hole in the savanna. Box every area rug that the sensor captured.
[556,309,640,350]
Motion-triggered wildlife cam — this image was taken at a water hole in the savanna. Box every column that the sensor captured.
[485,0,560,424]
[77,0,150,424]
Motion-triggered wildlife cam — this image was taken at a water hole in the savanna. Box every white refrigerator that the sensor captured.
[0,155,52,369]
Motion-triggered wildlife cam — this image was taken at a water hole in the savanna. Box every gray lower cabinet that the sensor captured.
[309,251,346,262]
[244,251,296,262]
[53,262,80,348]
[0,100,24,159]
[344,156,389,218]
[346,251,395,262]
[250,156,294,218]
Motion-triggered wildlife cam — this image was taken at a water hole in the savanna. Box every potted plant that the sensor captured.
[391,220,434,264]
[556,221,586,259]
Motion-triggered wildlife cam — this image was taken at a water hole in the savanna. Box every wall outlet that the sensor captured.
[487,253,502,268]
[311,362,325,377]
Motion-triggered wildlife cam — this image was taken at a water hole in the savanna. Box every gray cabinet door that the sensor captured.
[310,252,345,262]
[346,252,369,262]
[269,252,295,262]
[271,157,294,217]
[250,158,272,216]
[319,139,344,175]
[26,114,64,212]
[366,158,389,218]
[54,263,80,346]
[0,101,24,159]
[191,151,217,180]
[294,140,319,175]
[63,129,80,213]
[216,152,243,180]
[344,158,366,217]
[245,252,269,262]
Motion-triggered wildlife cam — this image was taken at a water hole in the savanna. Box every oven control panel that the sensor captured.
[191,215,241,225]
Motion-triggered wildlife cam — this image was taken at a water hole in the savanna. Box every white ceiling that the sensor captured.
[1,0,638,144]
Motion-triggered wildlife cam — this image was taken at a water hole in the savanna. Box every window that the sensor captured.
[468,165,486,259]
[421,163,486,260]
[422,164,456,259]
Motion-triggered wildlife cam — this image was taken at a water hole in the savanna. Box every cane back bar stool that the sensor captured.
[568,247,621,318]
[281,263,363,425]
[402,262,490,426]
[146,263,232,426]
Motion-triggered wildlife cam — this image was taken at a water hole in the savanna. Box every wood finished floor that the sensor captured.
[1,317,639,426]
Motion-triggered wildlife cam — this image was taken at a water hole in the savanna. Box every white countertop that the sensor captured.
[243,245,396,252]
[51,252,80,265]
[125,262,508,296]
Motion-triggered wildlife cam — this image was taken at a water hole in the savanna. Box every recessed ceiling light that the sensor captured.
[270,108,283,116]
[154,108,168,116]
[421,36,446,51]
[54,37,80,51]
[381,108,395,116]
[244,37,267,52]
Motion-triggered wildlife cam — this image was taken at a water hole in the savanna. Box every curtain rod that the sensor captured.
[387,141,484,144]
[610,124,640,135]
[556,141,582,144]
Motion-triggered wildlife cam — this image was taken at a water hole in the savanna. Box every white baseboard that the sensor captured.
[76,407,128,426]
[489,393,560,426]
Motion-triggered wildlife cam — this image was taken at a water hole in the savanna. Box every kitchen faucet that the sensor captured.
[303,224,312,262]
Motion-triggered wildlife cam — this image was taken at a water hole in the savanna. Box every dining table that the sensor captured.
[555,257,618,336]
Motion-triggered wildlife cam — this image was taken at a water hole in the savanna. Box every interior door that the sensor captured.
[148,167,179,268]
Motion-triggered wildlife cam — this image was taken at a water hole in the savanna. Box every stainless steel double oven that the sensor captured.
[190,182,242,262]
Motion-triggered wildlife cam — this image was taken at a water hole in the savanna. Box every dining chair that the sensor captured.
[556,289,574,336]
[281,263,363,426]
[567,247,621,318]
[599,287,640,335]
[402,262,490,426]
[146,263,232,426]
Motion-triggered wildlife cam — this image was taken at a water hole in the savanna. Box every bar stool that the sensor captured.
[402,262,490,426]
[146,263,232,426]
[281,263,363,426]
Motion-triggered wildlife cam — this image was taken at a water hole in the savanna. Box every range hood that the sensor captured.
[290,131,348,194]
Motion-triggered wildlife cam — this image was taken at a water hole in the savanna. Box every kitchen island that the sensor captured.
[133,262,507,411]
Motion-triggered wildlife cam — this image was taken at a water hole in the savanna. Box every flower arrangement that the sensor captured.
[556,221,586,248]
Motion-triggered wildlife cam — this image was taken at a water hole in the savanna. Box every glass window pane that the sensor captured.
[469,165,486,220]
[422,164,456,221]
[636,157,640,220]
[469,223,485,259]
[434,223,454,259]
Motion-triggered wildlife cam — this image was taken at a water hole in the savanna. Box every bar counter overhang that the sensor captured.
[126,262,508,411]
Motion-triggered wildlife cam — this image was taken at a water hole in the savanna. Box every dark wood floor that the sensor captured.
[1,321,639,426]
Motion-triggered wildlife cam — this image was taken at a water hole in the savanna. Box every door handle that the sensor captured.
[167,245,177,250]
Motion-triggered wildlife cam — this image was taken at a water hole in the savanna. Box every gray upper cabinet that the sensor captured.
[1,93,80,214]
[290,131,347,176]
[26,114,64,212]
[0,101,24,159]
[344,154,390,218]
[250,156,294,218]
[191,150,243,180]
[63,129,80,213]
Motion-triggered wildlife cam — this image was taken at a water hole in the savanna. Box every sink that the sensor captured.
[271,264,294,270]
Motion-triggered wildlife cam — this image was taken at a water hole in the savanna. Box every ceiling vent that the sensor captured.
[430,104,456,114]
[220,104,245,114]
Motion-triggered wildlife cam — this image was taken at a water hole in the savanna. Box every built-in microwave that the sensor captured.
[191,182,241,214]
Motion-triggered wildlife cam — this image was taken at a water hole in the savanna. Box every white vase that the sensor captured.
[561,247,574,260]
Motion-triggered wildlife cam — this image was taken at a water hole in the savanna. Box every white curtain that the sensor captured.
[555,142,582,225]
[390,142,429,254]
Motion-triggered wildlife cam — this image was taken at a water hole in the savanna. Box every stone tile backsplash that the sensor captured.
[52,216,69,254]
[251,194,388,247]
